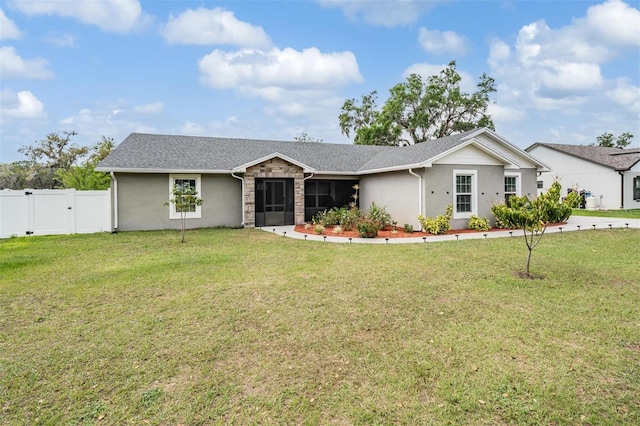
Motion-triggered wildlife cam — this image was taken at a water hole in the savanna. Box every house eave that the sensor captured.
[357,163,427,175]
[95,167,232,174]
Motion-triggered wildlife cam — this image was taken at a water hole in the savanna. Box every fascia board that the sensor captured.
[356,163,427,175]
[95,167,232,173]
[311,171,360,176]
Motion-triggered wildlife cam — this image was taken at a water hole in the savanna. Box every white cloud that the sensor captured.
[487,103,525,123]
[9,0,151,33]
[582,0,640,46]
[537,60,603,94]
[164,7,271,48]
[606,78,640,111]
[488,39,510,69]
[0,89,47,119]
[418,27,468,55]
[486,2,640,112]
[0,8,22,39]
[59,107,157,143]
[0,46,53,79]
[181,121,205,135]
[133,102,164,114]
[44,32,76,47]
[317,0,442,27]
[198,47,363,96]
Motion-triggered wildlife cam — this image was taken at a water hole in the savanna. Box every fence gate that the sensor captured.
[0,188,111,238]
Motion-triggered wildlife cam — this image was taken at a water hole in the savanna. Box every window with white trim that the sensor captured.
[634,176,640,201]
[453,170,477,219]
[169,174,202,219]
[504,172,521,205]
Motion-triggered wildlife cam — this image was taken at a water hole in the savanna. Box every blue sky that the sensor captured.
[1,0,639,163]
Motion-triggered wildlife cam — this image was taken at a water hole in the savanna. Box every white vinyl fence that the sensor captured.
[0,188,111,238]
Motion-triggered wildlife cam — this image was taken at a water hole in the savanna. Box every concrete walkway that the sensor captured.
[259,215,640,244]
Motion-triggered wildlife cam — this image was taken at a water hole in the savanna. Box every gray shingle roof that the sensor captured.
[97,129,508,174]
[527,143,640,171]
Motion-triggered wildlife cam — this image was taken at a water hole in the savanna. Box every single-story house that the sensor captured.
[96,128,549,232]
[526,143,640,210]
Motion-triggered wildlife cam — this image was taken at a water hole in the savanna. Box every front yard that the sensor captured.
[1,228,639,424]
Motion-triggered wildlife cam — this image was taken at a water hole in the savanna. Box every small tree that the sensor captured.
[165,182,203,243]
[491,181,580,277]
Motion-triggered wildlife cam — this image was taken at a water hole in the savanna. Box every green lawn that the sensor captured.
[1,228,639,425]
[572,208,640,219]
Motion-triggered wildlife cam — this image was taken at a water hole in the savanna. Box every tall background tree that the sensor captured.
[339,61,496,146]
[0,132,114,190]
[17,131,88,188]
[591,132,634,149]
[56,136,115,190]
[294,133,323,143]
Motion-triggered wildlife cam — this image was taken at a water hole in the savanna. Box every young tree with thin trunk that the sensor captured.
[165,182,203,243]
[491,181,580,277]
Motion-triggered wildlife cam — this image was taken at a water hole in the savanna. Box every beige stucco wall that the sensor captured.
[359,165,539,230]
[424,165,538,229]
[359,170,422,229]
[114,173,242,231]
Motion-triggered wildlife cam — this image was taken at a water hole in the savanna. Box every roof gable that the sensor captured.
[430,139,517,168]
[232,152,316,173]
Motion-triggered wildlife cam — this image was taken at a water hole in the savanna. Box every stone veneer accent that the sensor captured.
[244,157,305,227]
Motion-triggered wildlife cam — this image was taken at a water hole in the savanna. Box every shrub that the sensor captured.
[313,208,338,227]
[467,215,490,231]
[339,206,362,231]
[491,203,519,229]
[356,219,380,238]
[313,224,325,235]
[417,205,452,235]
[313,206,362,230]
[403,223,414,233]
[366,202,393,229]
[332,225,343,234]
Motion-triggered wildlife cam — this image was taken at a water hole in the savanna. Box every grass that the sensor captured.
[572,208,640,219]
[1,228,639,425]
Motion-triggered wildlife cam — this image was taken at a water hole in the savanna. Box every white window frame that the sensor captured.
[169,174,202,220]
[452,169,477,219]
[504,172,522,202]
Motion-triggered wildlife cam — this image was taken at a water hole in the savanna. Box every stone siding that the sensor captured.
[244,157,305,227]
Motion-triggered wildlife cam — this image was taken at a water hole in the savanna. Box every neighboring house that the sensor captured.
[96,128,548,232]
[526,143,640,210]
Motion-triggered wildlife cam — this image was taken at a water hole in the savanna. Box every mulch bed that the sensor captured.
[293,224,508,239]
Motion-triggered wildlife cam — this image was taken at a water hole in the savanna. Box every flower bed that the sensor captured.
[294,225,508,239]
